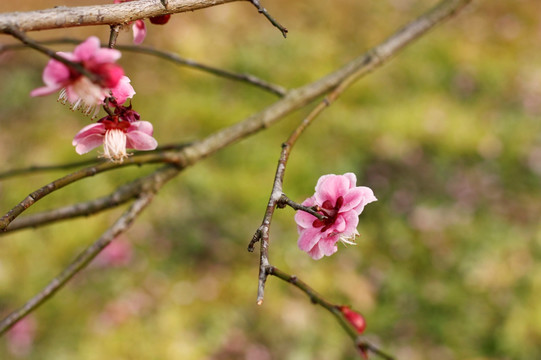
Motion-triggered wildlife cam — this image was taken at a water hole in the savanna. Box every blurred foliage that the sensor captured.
[1,0,541,359]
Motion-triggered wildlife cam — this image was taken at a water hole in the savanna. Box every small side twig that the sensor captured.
[276,194,326,220]
[0,192,155,336]
[249,0,288,38]
[108,24,121,48]
[268,266,395,360]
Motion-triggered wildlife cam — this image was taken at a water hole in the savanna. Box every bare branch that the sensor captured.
[0,192,155,336]
[249,0,288,38]
[0,0,241,34]
[1,38,287,97]
[1,165,180,234]
[268,266,395,360]
[0,152,183,231]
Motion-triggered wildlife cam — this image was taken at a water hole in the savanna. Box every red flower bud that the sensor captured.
[339,306,366,334]
[149,14,171,25]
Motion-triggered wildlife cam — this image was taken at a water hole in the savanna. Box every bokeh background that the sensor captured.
[1,0,541,359]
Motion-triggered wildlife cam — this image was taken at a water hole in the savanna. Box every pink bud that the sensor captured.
[339,306,366,334]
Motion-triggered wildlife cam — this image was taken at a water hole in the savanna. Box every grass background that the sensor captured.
[1,0,541,359]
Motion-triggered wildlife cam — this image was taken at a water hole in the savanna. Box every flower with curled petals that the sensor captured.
[30,36,132,115]
[73,107,157,163]
[294,173,377,260]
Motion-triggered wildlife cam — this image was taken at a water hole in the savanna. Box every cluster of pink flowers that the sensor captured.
[31,36,157,161]
[294,173,376,260]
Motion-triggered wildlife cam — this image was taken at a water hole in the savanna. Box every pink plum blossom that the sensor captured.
[294,173,377,260]
[30,36,132,115]
[72,104,157,162]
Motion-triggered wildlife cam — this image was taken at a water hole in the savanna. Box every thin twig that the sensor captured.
[0,192,155,336]
[268,266,395,360]
[108,24,121,48]
[1,166,180,234]
[277,194,326,220]
[0,143,191,181]
[3,27,98,82]
[249,0,288,38]
[0,152,184,231]
[0,38,287,97]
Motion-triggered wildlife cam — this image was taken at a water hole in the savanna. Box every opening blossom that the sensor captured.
[30,36,133,115]
[72,102,157,163]
[294,173,377,260]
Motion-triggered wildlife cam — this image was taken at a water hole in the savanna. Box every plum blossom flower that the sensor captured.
[30,36,132,115]
[72,103,157,162]
[114,0,171,44]
[294,173,376,260]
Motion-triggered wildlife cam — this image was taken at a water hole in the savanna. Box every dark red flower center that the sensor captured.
[99,116,131,132]
[312,196,344,232]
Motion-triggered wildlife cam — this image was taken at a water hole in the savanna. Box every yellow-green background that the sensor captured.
[1,1,540,359]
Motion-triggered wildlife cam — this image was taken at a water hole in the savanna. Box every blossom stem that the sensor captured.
[5,26,99,83]
[277,194,326,221]
[108,24,121,48]
[249,0,288,38]
[267,266,395,360]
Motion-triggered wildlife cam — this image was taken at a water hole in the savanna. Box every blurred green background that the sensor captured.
[1,0,541,359]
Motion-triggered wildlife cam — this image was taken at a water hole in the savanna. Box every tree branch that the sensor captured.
[1,165,180,234]
[0,0,241,34]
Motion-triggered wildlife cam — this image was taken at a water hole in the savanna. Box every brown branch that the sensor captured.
[0,191,155,336]
[249,0,288,38]
[0,151,183,231]
[1,165,181,234]
[0,143,190,180]
[0,38,287,97]
[276,194,326,220]
[268,266,395,360]
[0,0,241,34]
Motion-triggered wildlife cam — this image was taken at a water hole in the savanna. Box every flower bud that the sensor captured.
[149,14,171,25]
[339,306,366,334]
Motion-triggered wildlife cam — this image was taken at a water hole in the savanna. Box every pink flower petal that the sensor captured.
[125,122,158,150]
[318,236,339,256]
[93,48,122,64]
[132,20,147,45]
[307,244,324,260]
[73,36,101,61]
[343,172,357,188]
[340,187,364,213]
[73,123,106,144]
[352,186,377,214]
[341,210,360,234]
[111,76,135,104]
[41,59,70,87]
[74,133,105,154]
[314,174,350,205]
[298,227,322,252]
